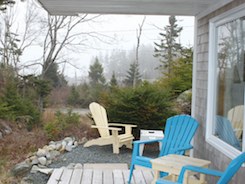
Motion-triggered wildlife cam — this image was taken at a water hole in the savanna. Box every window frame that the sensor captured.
[206,3,245,159]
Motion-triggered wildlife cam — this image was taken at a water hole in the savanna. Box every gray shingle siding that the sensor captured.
[194,1,245,183]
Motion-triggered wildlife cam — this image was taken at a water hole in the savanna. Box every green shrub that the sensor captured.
[65,109,80,125]
[44,109,80,140]
[1,79,40,129]
[44,120,61,139]
[101,82,176,136]
[0,102,13,120]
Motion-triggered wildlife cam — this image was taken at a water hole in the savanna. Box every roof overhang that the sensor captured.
[37,0,233,17]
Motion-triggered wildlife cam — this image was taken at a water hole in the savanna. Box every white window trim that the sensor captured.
[206,3,245,159]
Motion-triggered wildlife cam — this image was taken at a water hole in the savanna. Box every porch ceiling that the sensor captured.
[37,0,228,16]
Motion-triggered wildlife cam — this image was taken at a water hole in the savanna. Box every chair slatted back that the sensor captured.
[218,152,245,184]
[215,116,241,150]
[89,102,110,137]
[227,105,243,139]
[159,115,199,156]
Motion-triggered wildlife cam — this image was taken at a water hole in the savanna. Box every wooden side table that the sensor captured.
[150,154,211,184]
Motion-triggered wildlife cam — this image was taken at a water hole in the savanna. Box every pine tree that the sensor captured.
[88,57,106,85]
[110,71,118,87]
[44,62,67,88]
[154,16,183,75]
[124,62,142,87]
[68,85,80,106]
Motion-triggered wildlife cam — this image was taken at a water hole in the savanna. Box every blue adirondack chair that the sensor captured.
[156,152,245,184]
[128,115,199,184]
[215,116,241,150]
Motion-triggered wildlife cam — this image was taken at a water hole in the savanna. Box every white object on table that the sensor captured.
[139,129,164,155]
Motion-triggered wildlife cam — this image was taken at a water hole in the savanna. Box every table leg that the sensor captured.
[183,170,188,184]
[139,144,145,156]
[200,173,207,184]
[152,170,160,184]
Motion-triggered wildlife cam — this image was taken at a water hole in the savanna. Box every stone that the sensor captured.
[67,140,73,146]
[0,132,3,139]
[80,137,88,144]
[74,163,83,169]
[37,164,47,168]
[30,165,40,174]
[64,137,73,143]
[11,161,31,177]
[176,89,192,114]
[55,143,62,150]
[60,146,65,152]
[20,176,33,184]
[73,141,78,147]
[38,168,53,175]
[25,158,31,165]
[26,152,35,158]
[49,150,60,159]
[49,141,55,145]
[48,144,56,150]
[4,129,11,134]
[38,157,47,165]
[45,152,51,159]
[31,158,39,165]
[61,140,67,147]
[65,145,72,152]
[0,120,12,135]
[36,149,46,157]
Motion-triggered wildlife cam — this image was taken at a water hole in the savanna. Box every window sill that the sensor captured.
[206,135,241,159]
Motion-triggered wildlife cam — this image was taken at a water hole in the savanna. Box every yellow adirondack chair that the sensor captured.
[84,102,137,154]
[227,105,243,140]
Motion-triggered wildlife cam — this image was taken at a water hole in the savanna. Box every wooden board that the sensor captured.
[47,168,154,184]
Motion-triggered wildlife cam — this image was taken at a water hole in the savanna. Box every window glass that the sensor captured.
[214,17,245,151]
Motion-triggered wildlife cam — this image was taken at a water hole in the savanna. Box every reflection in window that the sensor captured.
[214,17,245,151]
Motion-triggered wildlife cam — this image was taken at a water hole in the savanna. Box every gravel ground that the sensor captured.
[25,144,159,184]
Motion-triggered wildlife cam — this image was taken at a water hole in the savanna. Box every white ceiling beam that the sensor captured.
[37,0,229,16]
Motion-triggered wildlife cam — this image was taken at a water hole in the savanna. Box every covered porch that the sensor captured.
[36,0,245,184]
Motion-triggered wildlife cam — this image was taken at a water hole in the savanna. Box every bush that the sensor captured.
[44,109,81,140]
[0,102,13,120]
[100,82,176,137]
[1,78,40,130]
[44,119,61,139]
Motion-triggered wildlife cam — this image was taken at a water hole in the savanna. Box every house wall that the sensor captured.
[193,0,245,183]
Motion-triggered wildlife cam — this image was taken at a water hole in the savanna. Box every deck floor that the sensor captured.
[47,167,154,184]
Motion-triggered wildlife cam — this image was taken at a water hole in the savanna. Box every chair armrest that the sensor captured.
[108,123,137,135]
[91,125,121,131]
[108,123,137,128]
[177,165,223,183]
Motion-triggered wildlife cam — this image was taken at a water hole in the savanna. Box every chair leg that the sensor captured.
[128,164,134,184]
[113,144,120,154]
[125,140,133,149]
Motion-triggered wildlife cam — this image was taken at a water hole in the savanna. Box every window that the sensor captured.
[207,4,245,159]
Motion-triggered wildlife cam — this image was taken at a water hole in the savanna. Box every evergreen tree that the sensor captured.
[110,71,118,87]
[159,47,193,96]
[68,85,80,106]
[43,62,67,88]
[124,62,142,87]
[154,16,183,74]
[88,57,106,102]
[88,57,106,85]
